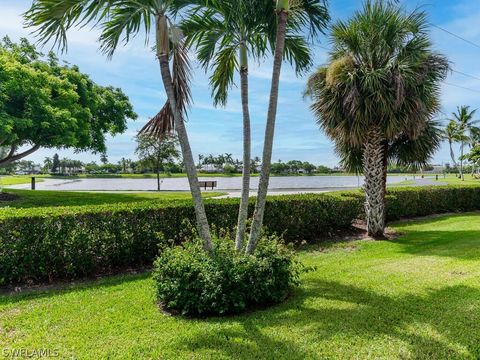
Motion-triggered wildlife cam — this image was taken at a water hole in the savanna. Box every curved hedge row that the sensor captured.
[1,185,479,285]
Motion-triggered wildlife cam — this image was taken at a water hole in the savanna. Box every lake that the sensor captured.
[9,175,413,192]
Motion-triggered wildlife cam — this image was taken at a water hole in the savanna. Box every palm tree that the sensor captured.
[336,119,443,182]
[25,0,214,251]
[443,121,460,168]
[182,0,316,250]
[305,0,448,238]
[246,0,330,254]
[450,106,479,181]
[43,157,53,173]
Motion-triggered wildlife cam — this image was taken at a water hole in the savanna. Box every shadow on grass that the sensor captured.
[394,230,480,260]
[0,272,151,306]
[178,280,480,358]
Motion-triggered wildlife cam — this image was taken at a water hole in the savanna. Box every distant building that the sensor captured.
[423,165,445,174]
[199,164,218,173]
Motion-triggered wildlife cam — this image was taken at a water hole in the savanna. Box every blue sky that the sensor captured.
[1,0,480,167]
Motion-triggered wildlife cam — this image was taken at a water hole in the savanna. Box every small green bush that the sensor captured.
[153,236,302,316]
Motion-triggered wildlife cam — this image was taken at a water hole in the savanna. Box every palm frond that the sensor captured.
[24,0,113,52]
[209,45,237,107]
[390,120,442,170]
[140,40,192,137]
[98,1,154,58]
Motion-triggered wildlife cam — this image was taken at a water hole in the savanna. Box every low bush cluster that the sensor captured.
[1,185,480,286]
[154,235,302,316]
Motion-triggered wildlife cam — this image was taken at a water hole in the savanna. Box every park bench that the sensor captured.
[198,180,217,190]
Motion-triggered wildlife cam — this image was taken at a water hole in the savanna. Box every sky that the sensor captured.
[1,0,480,167]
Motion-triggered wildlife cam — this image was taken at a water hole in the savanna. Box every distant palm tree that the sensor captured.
[450,106,479,181]
[443,121,461,168]
[305,0,448,238]
[43,157,53,173]
[25,0,214,251]
[246,0,330,253]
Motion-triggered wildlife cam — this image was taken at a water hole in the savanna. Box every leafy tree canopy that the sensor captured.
[0,37,137,166]
[135,133,180,172]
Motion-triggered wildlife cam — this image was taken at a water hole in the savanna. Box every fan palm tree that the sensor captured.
[443,120,460,168]
[304,0,448,238]
[450,106,479,181]
[246,0,330,254]
[335,120,443,181]
[25,0,214,251]
[182,0,326,251]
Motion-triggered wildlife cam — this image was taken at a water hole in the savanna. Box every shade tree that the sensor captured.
[0,37,136,167]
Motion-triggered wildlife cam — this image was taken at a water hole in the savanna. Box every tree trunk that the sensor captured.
[156,16,213,252]
[235,43,251,251]
[460,142,464,181]
[449,140,457,167]
[0,144,40,167]
[363,128,386,238]
[157,169,161,191]
[246,8,288,254]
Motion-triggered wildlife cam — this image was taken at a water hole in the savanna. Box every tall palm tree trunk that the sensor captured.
[235,42,251,251]
[460,142,464,181]
[246,5,289,254]
[363,128,386,238]
[449,140,457,168]
[156,16,213,252]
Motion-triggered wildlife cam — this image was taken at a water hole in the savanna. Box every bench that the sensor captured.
[198,180,217,190]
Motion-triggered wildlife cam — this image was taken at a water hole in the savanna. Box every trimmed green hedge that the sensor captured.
[1,185,480,285]
[0,194,358,285]
[386,185,480,220]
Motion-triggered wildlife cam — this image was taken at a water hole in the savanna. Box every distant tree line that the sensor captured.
[197,154,336,175]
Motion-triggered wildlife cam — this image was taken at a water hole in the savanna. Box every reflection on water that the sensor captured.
[9,175,410,191]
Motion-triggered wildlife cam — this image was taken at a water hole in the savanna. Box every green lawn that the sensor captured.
[395,174,480,186]
[0,176,44,186]
[437,174,480,185]
[1,213,479,359]
[0,189,224,208]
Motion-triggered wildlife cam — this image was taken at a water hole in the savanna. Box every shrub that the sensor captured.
[0,194,358,285]
[153,235,302,316]
[385,185,480,220]
[1,185,480,286]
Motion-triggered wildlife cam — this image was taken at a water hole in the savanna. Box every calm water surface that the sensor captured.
[10,175,411,191]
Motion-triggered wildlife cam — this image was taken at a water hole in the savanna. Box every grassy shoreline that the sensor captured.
[0,189,225,208]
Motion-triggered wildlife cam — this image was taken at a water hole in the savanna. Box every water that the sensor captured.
[9,175,410,192]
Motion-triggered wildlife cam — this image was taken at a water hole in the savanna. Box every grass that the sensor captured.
[395,174,480,186]
[0,176,44,186]
[1,213,480,359]
[0,189,225,209]
[437,174,480,185]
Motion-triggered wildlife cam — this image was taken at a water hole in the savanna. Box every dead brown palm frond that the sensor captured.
[140,40,192,138]
[139,102,174,138]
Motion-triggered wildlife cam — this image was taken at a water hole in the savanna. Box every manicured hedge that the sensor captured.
[1,185,480,286]
[0,193,359,285]
[385,185,480,220]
